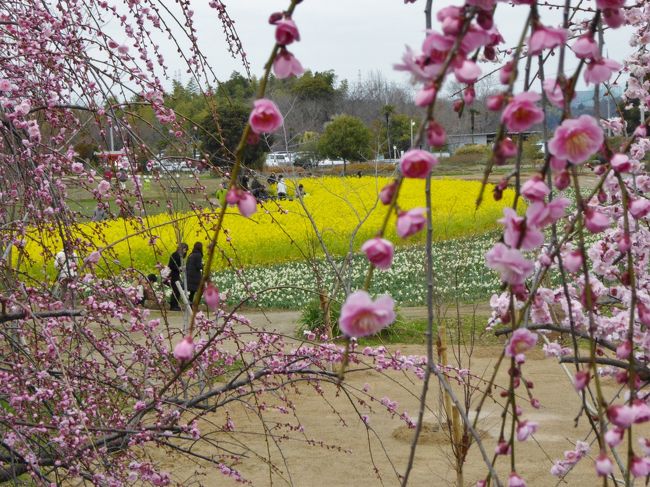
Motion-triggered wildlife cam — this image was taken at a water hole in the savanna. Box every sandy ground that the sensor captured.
[141,308,637,487]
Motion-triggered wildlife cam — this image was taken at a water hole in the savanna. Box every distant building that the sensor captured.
[447,131,540,153]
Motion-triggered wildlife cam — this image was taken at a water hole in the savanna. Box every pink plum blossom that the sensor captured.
[548,115,604,164]
[237,191,257,217]
[173,336,194,362]
[605,427,624,447]
[499,208,544,250]
[607,404,636,428]
[595,454,613,476]
[415,85,437,107]
[273,49,304,79]
[521,177,549,201]
[338,290,396,338]
[0,79,11,91]
[97,180,111,195]
[361,238,394,270]
[400,149,438,178]
[584,58,621,85]
[85,251,101,265]
[630,198,650,219]
[454,60,481,84]
[563,250,583,273]
[501,92,544,132]
[379,181,397,205]
[71,162,84,174]
[248,99,284,134]
[204,282,219,311]
[516,420,538,441]
[631,457,650,477]
[528,25,567,55]
[505,328,538,360]
[584,208,611,233]
[616,340,632,359]
[275,18,300,45]
[396,208,427,238]
[574,370,590,391]
[572,35,599,60]
[486,243,534,285]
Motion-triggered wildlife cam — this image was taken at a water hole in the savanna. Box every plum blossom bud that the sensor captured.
[275,18,300,45]
[400,150,438,178]
[495,138,517,164]
[268,12,283,24]
[550,156,567,172]
[204,282,219,311]
[486,94,505,111]
[611,153,631,173]
[516,420,538,441]
[574,370,590,391]
[595,454,613,476]
[603,8,624,29]
[464,85,476,105]
[554,170,570,190]
[638,302,650,326]
[97,180,111,195]
[237,191,257,217]
[85,251,101,265]
[226,188,239,205]
[500,61,514,85]
[379,181,397,205]
[361,238,394,270]
[605,427,624,447]
[617,234,631,253]
[508,472,526,487]
[396,208,427,238]
[495,440,511,455]
[427,121,446,147]
[173,336,194,361]
[616,340,632,360]
[453,99,463,113]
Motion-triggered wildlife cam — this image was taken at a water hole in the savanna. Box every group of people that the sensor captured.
[167,242,203,311]
[215,172,307,205]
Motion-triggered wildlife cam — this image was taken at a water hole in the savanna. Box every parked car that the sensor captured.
[266,152,295,167]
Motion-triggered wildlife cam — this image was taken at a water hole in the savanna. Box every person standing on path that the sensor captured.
[276,175,287,200]
[186,242,203,304]
[168,242,188,311]
[54,245,78,307]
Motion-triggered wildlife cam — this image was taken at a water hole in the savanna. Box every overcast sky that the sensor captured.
[142,1,634,93]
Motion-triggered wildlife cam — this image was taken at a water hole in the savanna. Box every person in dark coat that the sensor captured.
[168,242,188,310]
[186,242,203,303]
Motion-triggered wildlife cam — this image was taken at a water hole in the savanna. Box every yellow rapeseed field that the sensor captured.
[19,176,515,277]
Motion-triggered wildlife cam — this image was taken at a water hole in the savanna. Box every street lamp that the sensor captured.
[410,119,416,149]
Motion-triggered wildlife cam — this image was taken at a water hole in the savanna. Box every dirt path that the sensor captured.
[145,306,633,486]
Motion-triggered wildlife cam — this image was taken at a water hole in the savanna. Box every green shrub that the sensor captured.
[453,144,490,156]
[298,297,342,336]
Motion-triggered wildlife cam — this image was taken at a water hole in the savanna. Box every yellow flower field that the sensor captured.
[18,176,515,278]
